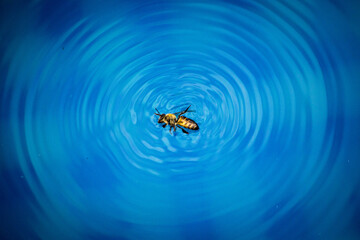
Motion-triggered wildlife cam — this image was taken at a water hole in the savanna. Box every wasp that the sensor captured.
[154,105,199,134]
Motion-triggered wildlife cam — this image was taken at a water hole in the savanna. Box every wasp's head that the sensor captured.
[154,108,166,123]
[156,114,166,123]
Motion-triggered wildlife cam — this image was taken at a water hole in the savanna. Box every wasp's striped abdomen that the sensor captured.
[177,116,199,130]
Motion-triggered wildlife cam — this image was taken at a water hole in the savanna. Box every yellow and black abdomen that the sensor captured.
[177,116,199,130]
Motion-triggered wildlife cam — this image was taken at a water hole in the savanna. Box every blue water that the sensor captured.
[1,1,360,239]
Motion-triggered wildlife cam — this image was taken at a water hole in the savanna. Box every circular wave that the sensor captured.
[1,1,359,239]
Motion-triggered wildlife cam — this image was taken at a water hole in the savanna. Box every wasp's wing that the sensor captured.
[174,110,195,115]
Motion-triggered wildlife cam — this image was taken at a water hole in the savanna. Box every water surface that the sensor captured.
[1,1,360,239]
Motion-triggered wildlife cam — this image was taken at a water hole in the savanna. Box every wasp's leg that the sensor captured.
[169,126,172,133]
[174,125,177,132]
[162,124,167,128]
[177,126,189,134]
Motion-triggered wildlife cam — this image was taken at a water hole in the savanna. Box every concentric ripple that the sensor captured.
[1,1,360,239]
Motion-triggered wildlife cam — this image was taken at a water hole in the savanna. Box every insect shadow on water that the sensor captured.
[154,105,199,134]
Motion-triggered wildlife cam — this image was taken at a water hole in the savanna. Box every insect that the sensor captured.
[154,105,199,134]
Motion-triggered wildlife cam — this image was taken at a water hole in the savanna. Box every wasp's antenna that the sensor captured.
[155,108,161,116]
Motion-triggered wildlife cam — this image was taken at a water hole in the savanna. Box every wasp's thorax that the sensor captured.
[157,114,176,124]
